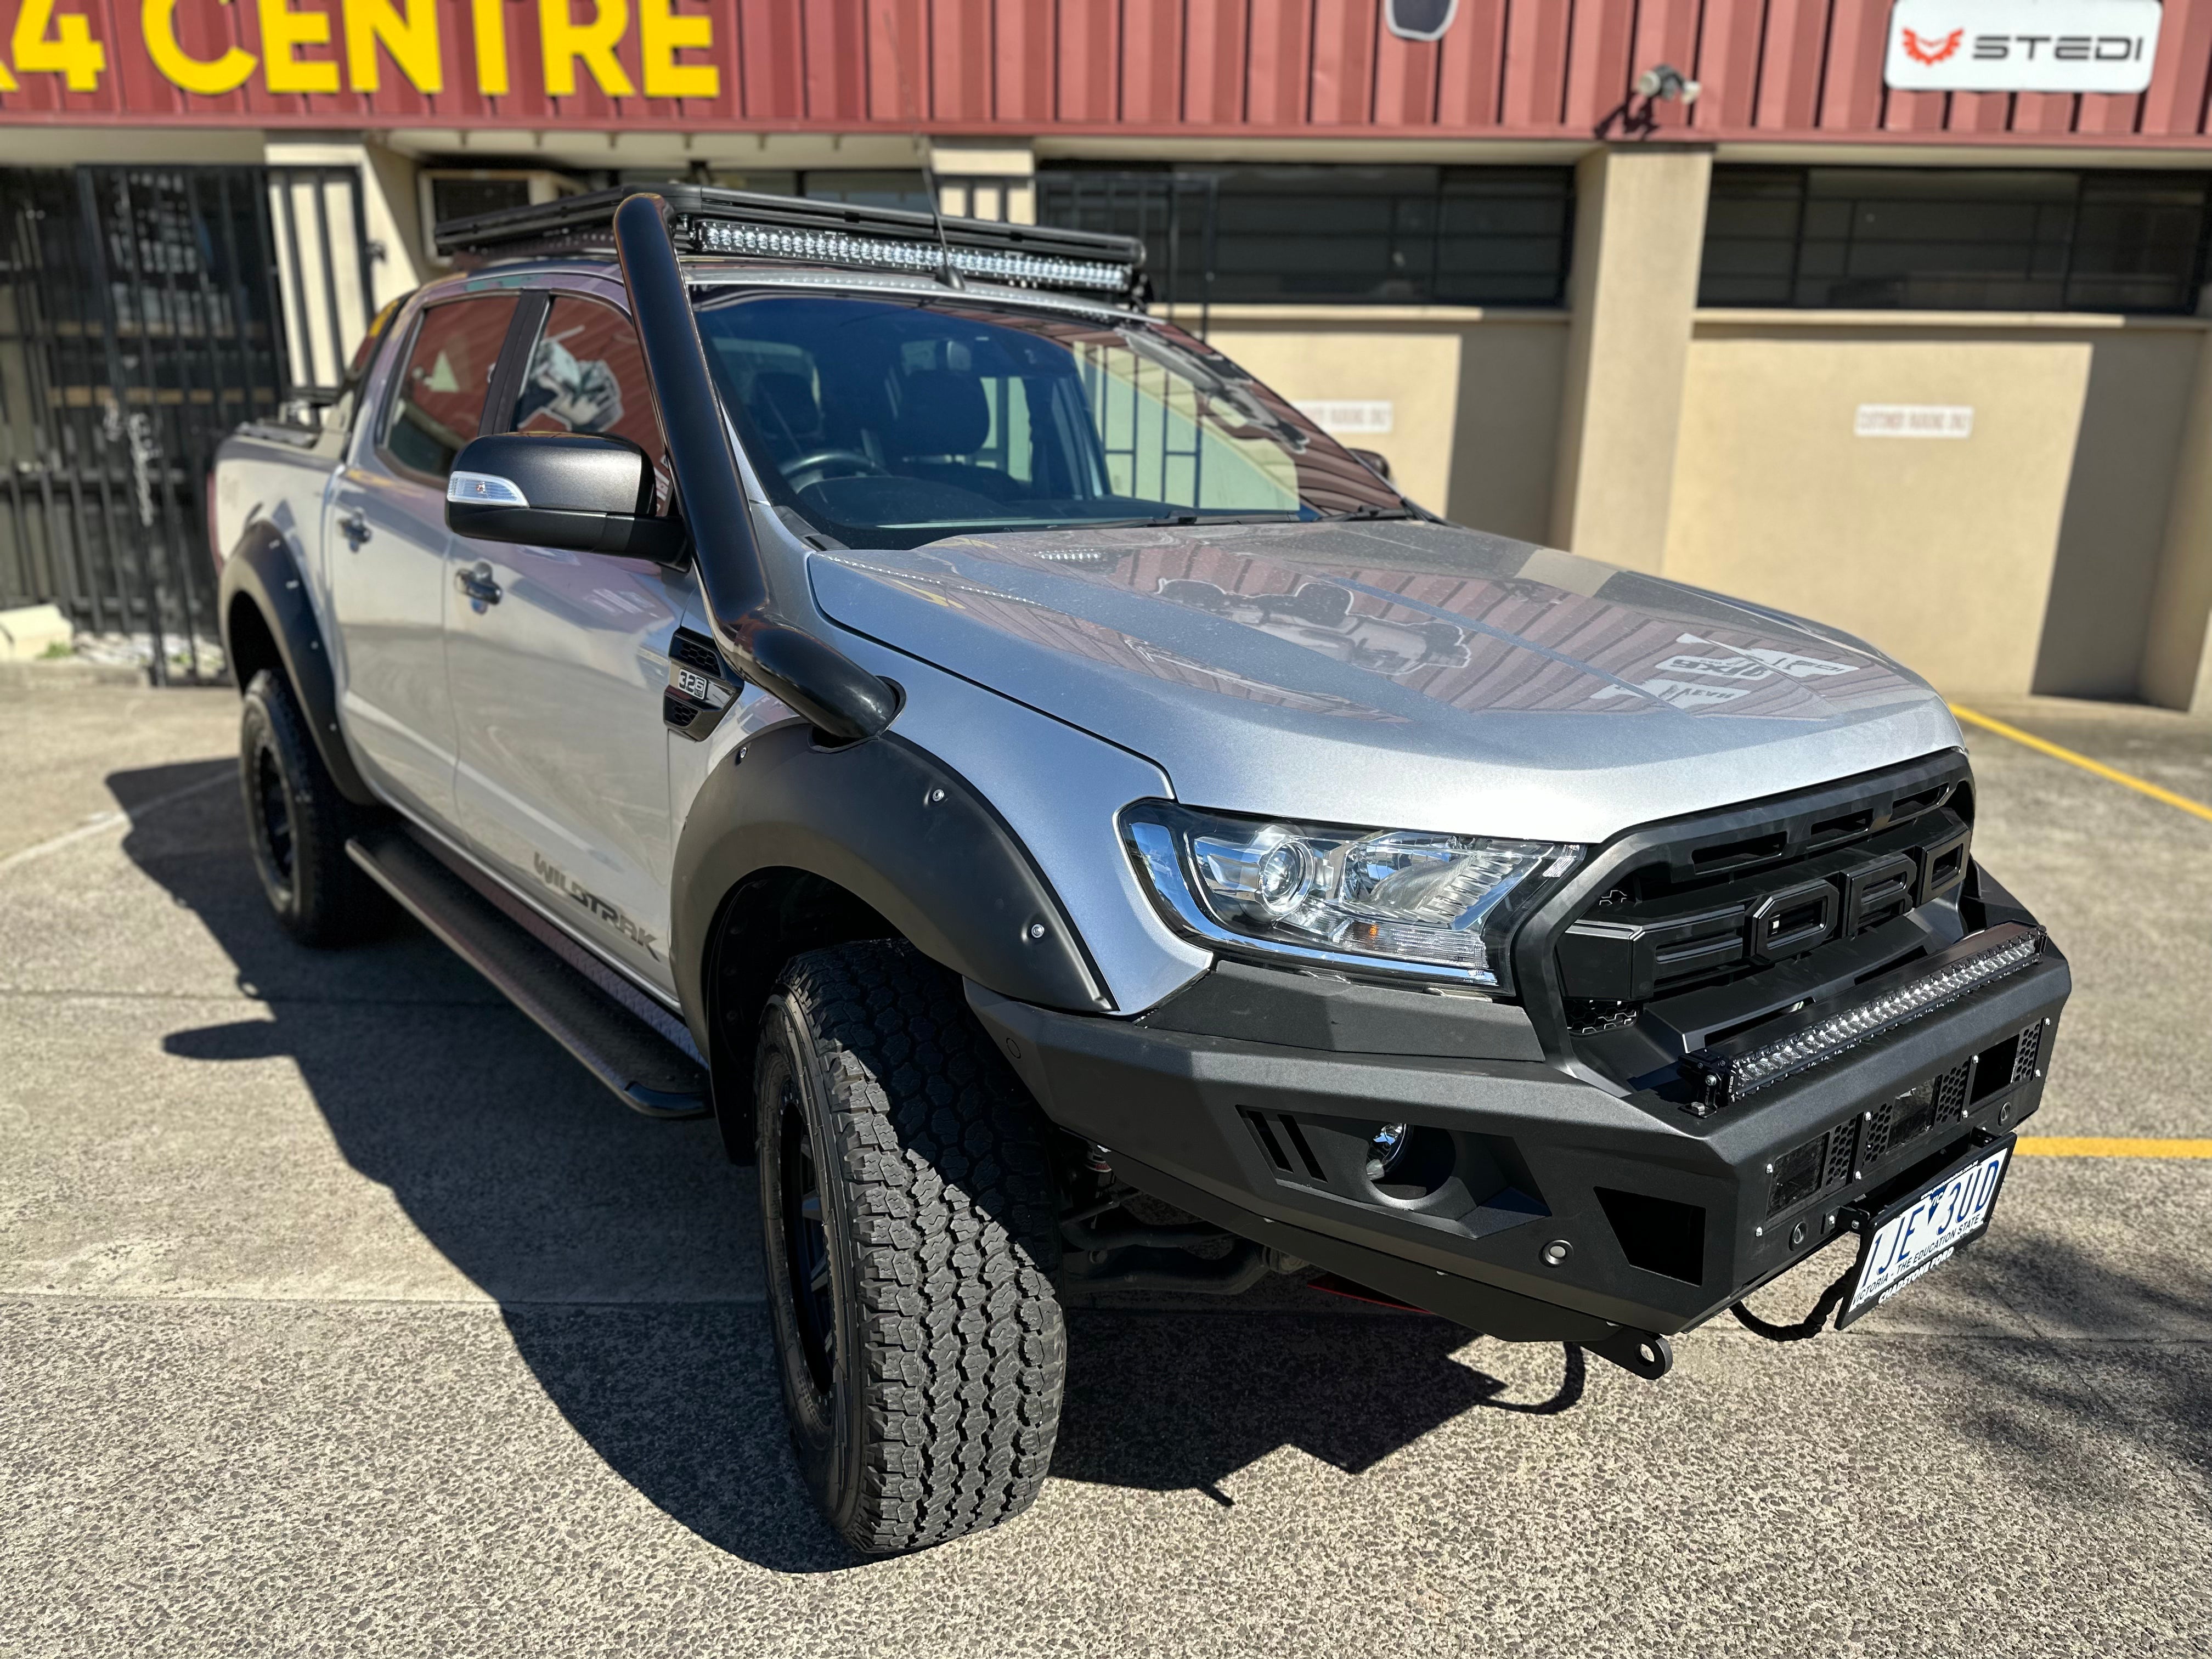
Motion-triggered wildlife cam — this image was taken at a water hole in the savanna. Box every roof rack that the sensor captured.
[433,184,1148,304]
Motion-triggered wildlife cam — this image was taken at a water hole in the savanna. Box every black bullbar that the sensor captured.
[968,927,2068,1346]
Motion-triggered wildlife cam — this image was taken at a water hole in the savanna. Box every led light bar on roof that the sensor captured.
[688,218,1131,293]
[1679,923,2046,1113]
[431,184,1146,303]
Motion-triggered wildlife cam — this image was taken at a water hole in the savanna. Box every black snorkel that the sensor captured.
[612,191,898,744]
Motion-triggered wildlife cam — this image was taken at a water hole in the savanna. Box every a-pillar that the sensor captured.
[1549,144,1713,574]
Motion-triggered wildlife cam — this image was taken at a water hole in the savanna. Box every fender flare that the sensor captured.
[217,523,377,806]
[672,724,1115,1053]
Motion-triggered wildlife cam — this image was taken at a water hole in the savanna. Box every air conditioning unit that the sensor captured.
[418,169,581,264]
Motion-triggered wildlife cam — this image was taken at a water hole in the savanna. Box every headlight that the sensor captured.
[1122,802,1582,993]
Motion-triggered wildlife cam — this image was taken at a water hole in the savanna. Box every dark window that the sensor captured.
[1039,165,1574,306]
[1701,167,2212,313]
[379,293,517,481]
[620,168,937,216]
[427,176,534,227]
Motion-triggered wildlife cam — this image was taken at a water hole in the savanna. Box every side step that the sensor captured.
[346,828,712,1120]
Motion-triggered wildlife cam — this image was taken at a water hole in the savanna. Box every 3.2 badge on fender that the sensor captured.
[662,625,738,740]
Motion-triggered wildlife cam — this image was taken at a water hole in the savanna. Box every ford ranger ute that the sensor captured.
[210,188,2071,1554]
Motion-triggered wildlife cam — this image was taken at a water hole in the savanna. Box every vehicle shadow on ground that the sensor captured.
[1055,1314,1584,1504]
[117,760,1586,1568]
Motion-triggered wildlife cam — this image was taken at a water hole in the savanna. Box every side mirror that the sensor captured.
[446,432,687,564]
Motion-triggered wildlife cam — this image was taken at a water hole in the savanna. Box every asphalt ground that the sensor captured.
[2,678,2208,1658]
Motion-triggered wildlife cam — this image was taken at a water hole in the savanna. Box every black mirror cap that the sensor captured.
[453,431,653,513]
[445,431,687,565]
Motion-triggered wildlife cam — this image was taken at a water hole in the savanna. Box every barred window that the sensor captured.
[1701,167,2212,313]
[1039,165,1573,307]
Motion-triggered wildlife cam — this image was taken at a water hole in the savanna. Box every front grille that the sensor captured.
[1558,800,1969,1007]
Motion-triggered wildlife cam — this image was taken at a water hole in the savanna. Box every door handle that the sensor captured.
[455,561,503,609]
[339,510,371,549]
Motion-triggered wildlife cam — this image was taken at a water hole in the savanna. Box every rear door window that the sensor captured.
[379,293,519,481]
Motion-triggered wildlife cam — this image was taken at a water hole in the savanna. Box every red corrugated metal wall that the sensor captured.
[2,0,2209,145]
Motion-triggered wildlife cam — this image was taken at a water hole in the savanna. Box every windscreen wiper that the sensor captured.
[1321,505,1421,522]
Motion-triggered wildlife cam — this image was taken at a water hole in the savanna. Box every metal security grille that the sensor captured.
[1701,167,2212,313]
[1036,171,1220,329]
[0,164,370,683]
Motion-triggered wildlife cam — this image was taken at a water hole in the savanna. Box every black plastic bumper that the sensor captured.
[970,939,2070,1346]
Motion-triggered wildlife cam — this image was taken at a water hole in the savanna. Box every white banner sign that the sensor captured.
[1884,0,2161,93]
[1296,400,1395,435]
[1856,404,1976,439]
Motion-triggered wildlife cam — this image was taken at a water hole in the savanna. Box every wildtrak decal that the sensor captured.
[532,851,661,960]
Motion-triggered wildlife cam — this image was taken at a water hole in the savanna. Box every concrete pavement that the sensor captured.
[2,675,2208,1657]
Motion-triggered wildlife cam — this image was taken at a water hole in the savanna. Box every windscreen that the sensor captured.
[693,292,1409,550]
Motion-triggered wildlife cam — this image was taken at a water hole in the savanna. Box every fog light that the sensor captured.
[1365,1122,1410,1182]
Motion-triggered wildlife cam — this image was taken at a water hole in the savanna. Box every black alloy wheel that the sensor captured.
[249,737,297,906]
[236,669,385,947]
[776,1072,836,1402]
[755,940,1068,1554]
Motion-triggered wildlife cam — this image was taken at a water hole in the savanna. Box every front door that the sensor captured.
[444,289,688,996]
[326,290,518,828]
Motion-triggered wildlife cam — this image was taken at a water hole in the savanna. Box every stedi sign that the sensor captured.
[1885,0,2164,94]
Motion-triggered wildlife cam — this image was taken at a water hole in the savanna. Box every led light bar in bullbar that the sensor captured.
[1679,923,2046,1111]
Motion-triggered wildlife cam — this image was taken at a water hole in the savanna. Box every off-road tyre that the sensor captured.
[756,940,1067,1554]
[239,669,385,947]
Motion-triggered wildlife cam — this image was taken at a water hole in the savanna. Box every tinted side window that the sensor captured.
[513,296,666,470]
[380,294,518,479]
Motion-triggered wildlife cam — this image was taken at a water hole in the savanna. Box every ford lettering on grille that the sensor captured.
[1556,809,1971,1005]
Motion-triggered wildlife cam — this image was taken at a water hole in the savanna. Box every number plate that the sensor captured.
[1837,1136,2013,1328]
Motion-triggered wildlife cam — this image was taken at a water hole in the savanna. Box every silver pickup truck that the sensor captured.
[210,187,2070,1554]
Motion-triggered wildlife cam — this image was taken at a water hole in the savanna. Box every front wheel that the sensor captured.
[756,940,1067,1554]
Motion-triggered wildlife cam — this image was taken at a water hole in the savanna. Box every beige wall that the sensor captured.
[2033,323,2207,698]
[1550,145,1712,573]
[1166,305,1567,540]
[2142,329,2212,712]
[1447,317,1570,544]
[1663,314,2212,700]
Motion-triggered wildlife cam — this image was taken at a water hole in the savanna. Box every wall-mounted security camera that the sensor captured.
[1635,64,1703,103]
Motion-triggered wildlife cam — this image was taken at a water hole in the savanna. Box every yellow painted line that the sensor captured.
[2015,1137,2212,1158]
[1950,703,2212,826]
